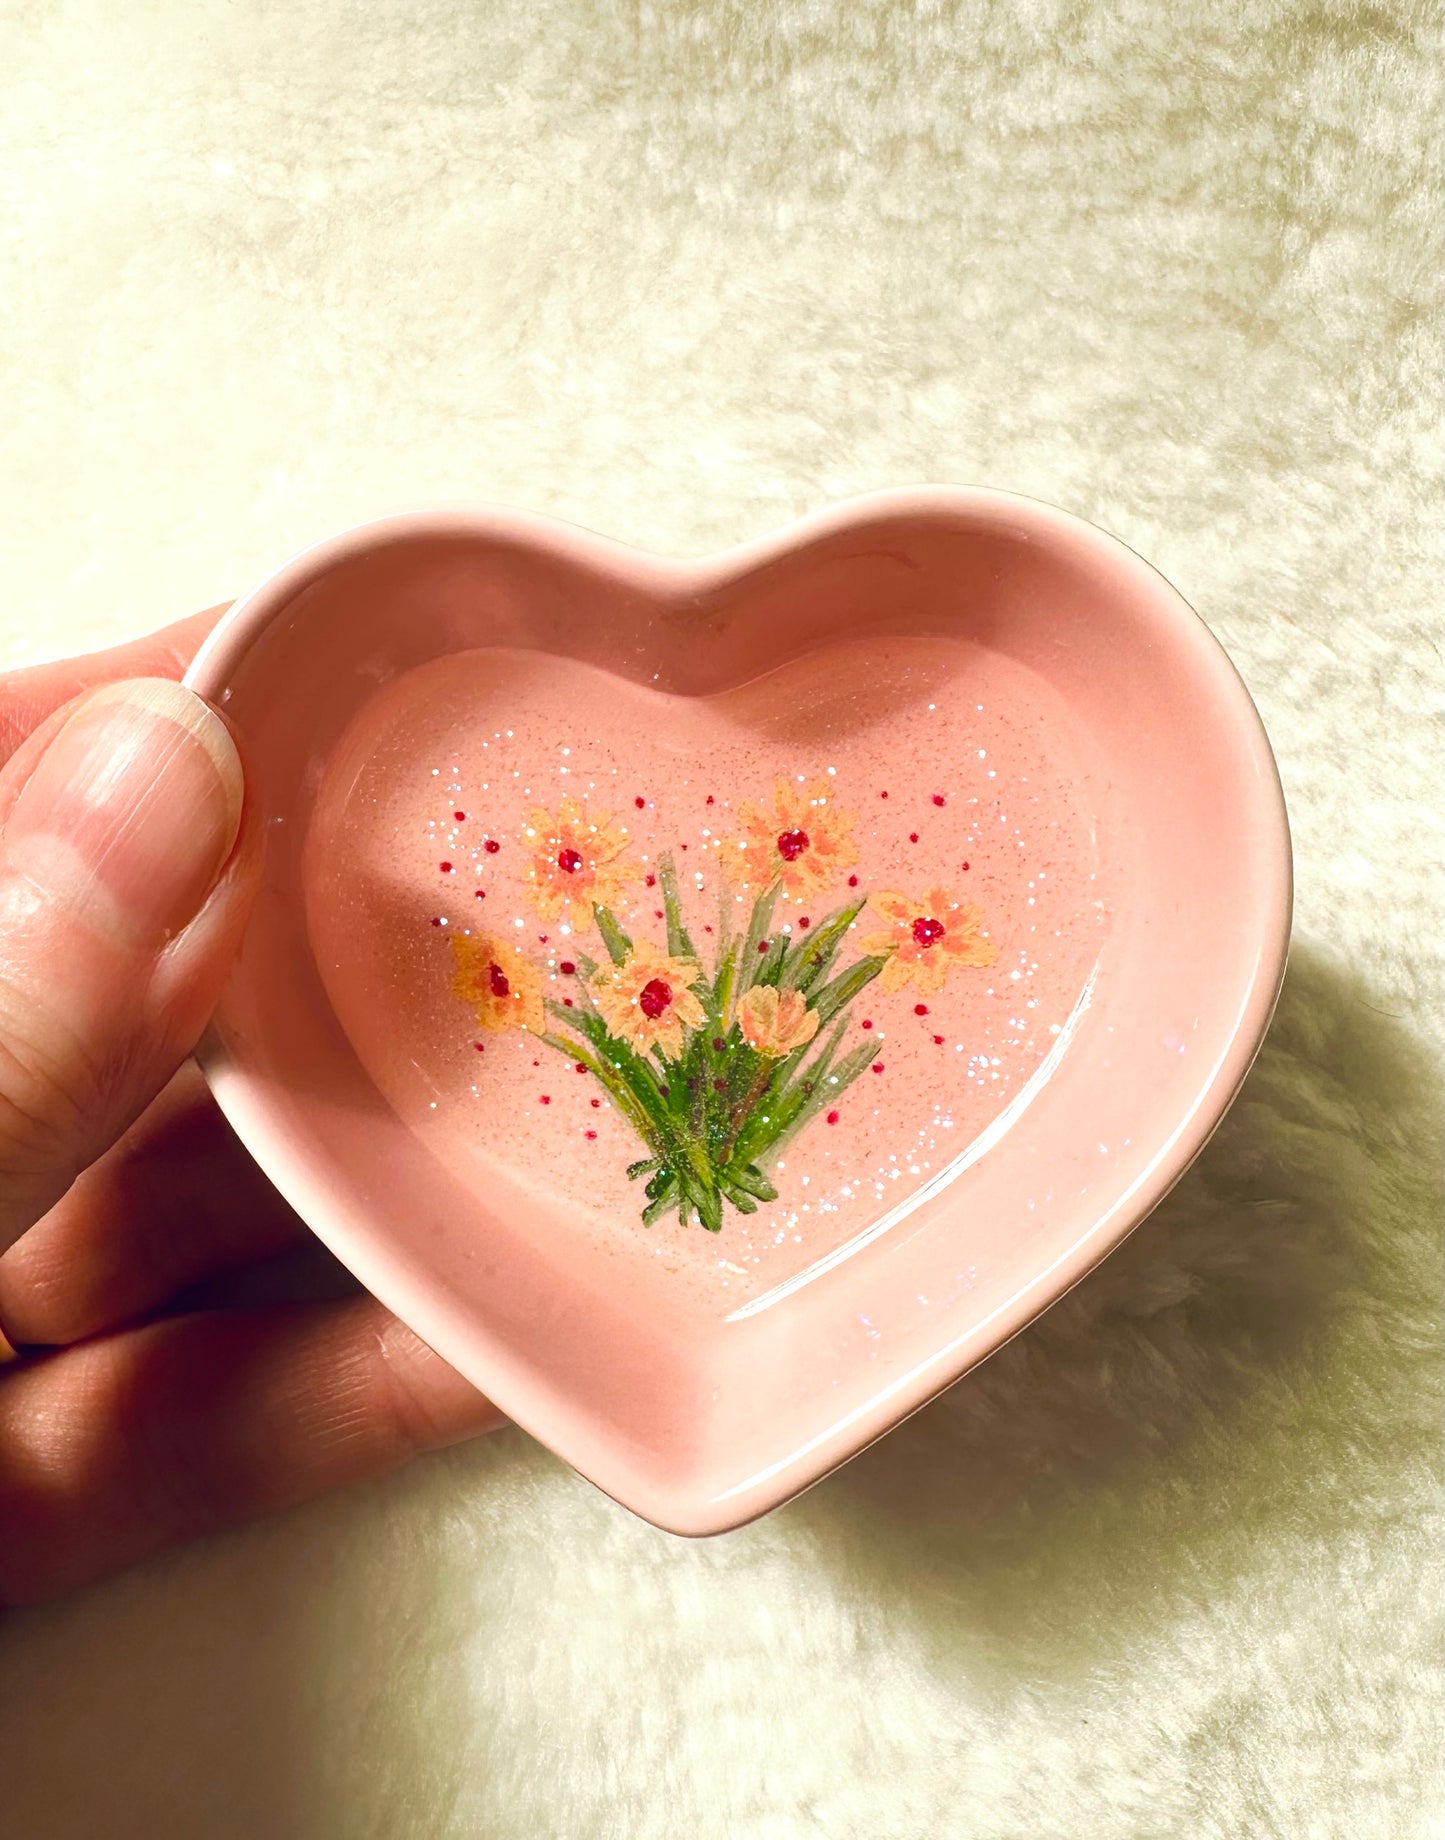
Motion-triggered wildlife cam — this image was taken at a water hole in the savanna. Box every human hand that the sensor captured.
[0,612,500,1604]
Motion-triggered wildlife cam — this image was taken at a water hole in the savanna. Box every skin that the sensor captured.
[0,609,502,1605]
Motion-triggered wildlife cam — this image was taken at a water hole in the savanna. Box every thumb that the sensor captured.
[0,678,248,1251]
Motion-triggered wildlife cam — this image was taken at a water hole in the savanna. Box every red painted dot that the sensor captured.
[680,842,689,851]
[484,839,500,854]
[575,1061,587,1073]
[646,873,657,887]
[714,1079,727,1093]
[961,861,970,872]
[871,1062,885,1074]
[639,978,673,1020]
[909,832,919,844]
[563,997,574,1007]
[861,1019,874,1031]
[635,796,646,809]
[559,960,576,975]
[474,889,486,899]
[757,940,770,955]
[713,1038,726,1051]
[659,1085,670,1099]
[430,916,442,926]
[590,1098,600,1108]
[654,908,664,919]
[798,916,811,929]
[880,790,889,800]
[932,794,946,807]
[933,1034,945,1045]
[586,1129,597,1139]
[540,1095,551,1104]
[557,847,583,874]
[912,916,946,948]
[539,935,549,944]
[776,828,809,862]
[848,875,859,888]
[915,1003,929,1016]
[826,1109,840,1124]
[439,861,453,873]
[488,962,510,999]
[704,924,714,934]
[706,794,715,805]
[473,1042,485,1052]
[455,810,467,821]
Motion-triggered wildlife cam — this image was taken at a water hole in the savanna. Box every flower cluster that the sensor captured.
[726,779,858,900]
[858,887,997,994]
[521,793,636,925]
[450,784,997,1230]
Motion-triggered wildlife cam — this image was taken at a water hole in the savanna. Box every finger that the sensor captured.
[0,604,231,822]
[0,679,253,1251]
[0,605,228,768]
[0,1297,503,1603]
[1,605,228,764]
[0,1064,310,1348]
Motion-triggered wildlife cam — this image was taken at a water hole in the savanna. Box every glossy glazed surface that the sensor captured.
[305,639,1106,1311]
[185,490,1291,1532]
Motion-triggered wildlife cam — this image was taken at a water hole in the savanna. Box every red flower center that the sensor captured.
[557,847,584,874]
[638,977,673,1020]
[911,916,946,948]
[776,828,810,862]
[487,961,511,999]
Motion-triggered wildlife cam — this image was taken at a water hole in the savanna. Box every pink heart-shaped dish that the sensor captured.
[184,488,1290,1533]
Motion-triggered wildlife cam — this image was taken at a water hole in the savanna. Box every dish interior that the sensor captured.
[305,637,1106,1314]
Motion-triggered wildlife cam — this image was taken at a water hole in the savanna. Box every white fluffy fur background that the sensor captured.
[0,3,1440,1834]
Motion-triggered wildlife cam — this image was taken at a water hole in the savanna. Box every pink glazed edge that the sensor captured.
[184,487,1293,1535]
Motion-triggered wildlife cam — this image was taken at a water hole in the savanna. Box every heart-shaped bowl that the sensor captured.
[184,487,1290,1534]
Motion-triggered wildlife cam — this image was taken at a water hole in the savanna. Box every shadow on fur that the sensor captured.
[787,939,1442,1661]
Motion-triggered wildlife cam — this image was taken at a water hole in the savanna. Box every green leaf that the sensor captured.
[734,881,781,1004]
[714,874,736,952]
[729,1016,847,1166]
[754,933,788,988]
[724,1161,778,1203]
[710,941,740,1031]
[550,1010,682,1155]
[656,853,699,962]
[642,1183,679,1226]
[691,1177,724,1234]
[779,899,866,993]
[593,904,632,966]
[810,953,890,1027]
[765,1035,881,1161]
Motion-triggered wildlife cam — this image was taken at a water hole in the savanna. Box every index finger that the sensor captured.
[0,604,230,768]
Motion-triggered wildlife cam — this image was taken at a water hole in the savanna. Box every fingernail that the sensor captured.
[1,678,244,948]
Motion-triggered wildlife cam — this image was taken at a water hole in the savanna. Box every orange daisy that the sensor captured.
[858,887,999,995]
[726,779,858,901]
[450,932,547,1033]
[522,795,637,927]
[737,985,820,1058]
[589,943,707,1059]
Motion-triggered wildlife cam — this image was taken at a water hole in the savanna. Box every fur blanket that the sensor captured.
[0,2,1439,1833]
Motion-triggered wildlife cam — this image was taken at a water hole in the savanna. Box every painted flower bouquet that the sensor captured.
[450,781,996,1231]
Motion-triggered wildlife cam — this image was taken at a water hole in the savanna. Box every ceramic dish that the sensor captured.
[184,487,1291,1533]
